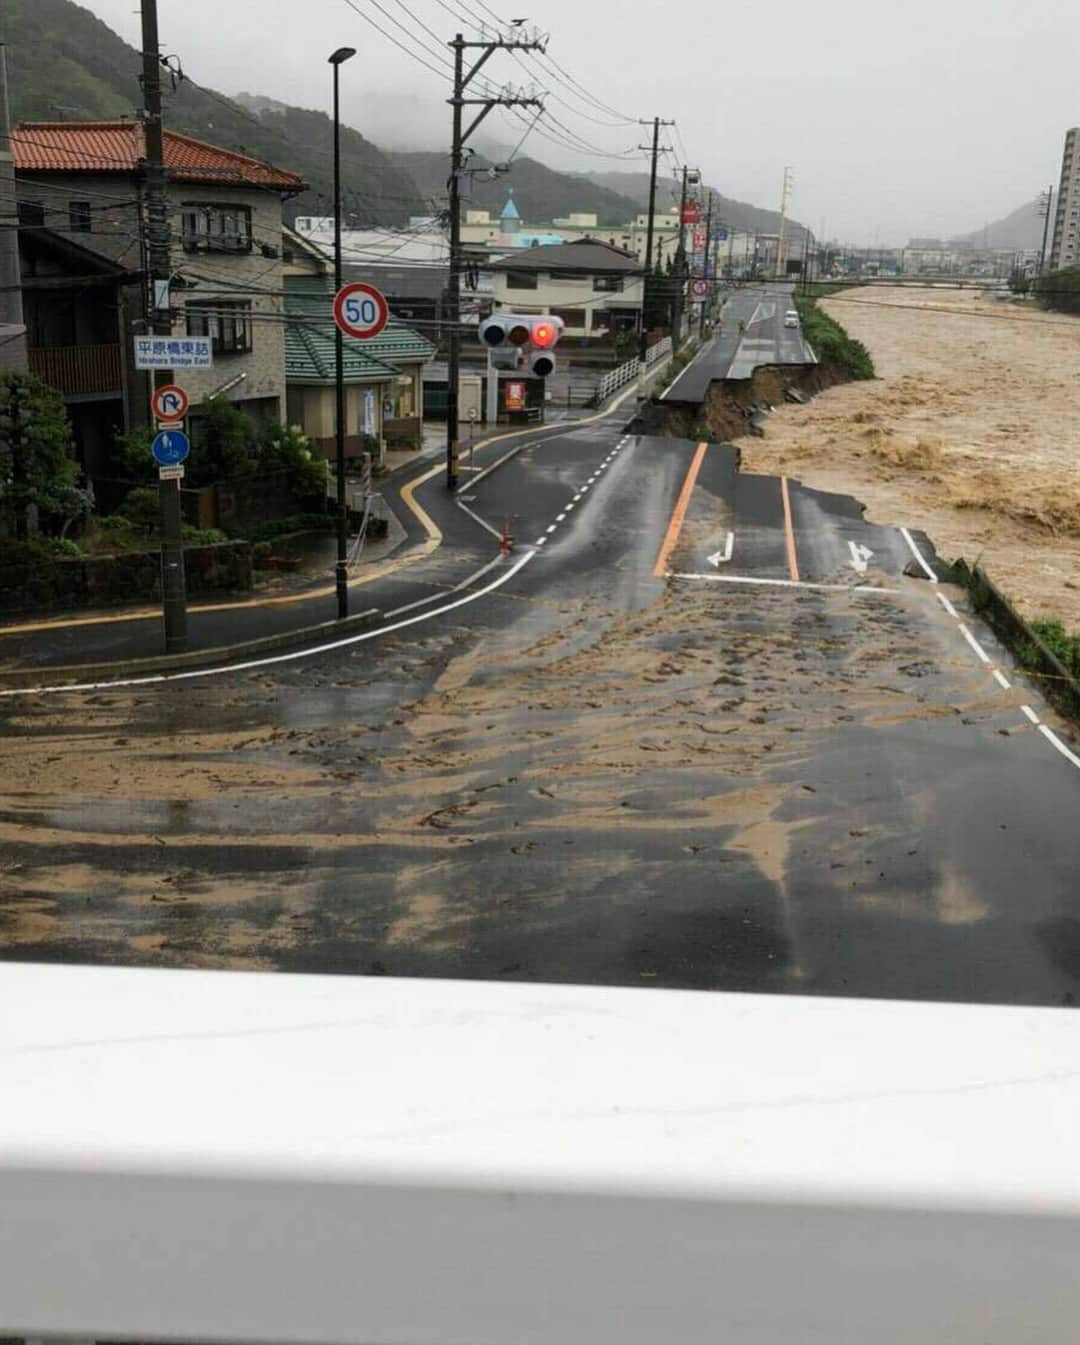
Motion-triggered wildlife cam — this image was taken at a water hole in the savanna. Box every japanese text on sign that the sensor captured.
[133,336,213,370]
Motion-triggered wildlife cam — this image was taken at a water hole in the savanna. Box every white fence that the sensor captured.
[3,963,1080,1345]
[593,337,674,406]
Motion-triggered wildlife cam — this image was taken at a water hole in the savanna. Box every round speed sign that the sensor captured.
[333,282,389,340]
[690,278,709,300]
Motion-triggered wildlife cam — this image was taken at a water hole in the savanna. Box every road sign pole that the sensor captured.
[159,479,188,653]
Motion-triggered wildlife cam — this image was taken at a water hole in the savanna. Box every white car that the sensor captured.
[784,309,800,328]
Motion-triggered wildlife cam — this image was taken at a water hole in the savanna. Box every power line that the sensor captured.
[337,0,451,80]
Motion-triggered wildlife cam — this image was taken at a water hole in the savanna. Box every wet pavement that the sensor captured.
[2,416,1079,1005]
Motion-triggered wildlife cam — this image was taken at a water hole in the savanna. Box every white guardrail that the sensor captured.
[3,963,1080,1345]
[594,337,674,405]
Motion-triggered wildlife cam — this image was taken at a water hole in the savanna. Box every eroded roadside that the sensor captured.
[736,286,1080,629]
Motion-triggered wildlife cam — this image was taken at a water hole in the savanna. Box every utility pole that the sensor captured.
[671,164,699,352]
[329,47,355,621]
[140,0,186,654]
[775,165,793,281]
[699,192,713,339]
[636,117,673,375]
[0,9,26,370]
[445,28,544,490]
[1038,185,1054,277]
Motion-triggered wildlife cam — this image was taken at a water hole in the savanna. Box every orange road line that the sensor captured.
[780,474,800,582]
[653,441,708,578]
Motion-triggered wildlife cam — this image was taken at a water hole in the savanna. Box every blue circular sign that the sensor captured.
[151,429,190,466]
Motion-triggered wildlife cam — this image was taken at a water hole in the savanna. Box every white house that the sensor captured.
[486,239,643,340]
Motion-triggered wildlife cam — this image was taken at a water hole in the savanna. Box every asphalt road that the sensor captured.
[3,416,1080,1007]
[664,281,817,402]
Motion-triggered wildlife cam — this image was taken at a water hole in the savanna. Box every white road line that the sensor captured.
[455,439,534,494]
[454,498,503,540]
[0,552,536,698]
[546,523,557,534]
[534,536,547,546]
[578,483,590,492]
[958,622,992,663]
[993,669,1012,690]
[555,512,567,523]
[935,592,959,618]
[900,526,939,582]
[383,555,504,618]
[1021,704,1041,725]
[564,501,575,512]
[1039,724,1080,771]
[668,572,896,594]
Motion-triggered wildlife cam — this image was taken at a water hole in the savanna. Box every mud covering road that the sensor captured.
[2,425,1079,1006]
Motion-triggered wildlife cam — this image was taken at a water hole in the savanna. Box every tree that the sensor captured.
[0,372,79,539]
[187,395,257,487]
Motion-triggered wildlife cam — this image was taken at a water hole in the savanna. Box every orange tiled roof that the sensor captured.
[13,122,306,192]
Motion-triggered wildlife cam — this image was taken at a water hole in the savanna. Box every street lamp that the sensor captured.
[329,45,356,621]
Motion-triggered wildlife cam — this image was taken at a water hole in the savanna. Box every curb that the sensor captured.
[0,607,382,690]
[954,560,1080,724]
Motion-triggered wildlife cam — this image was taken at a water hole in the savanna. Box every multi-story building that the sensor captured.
[12,121,306,458]
[1048,127,1080,271]
[487,239,643,340]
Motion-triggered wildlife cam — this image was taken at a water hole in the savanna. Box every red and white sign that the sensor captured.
[151,383,189,423]
[333,282,389,340]
[681,202,700,224]
[690,278,709,299]
[693,227,706,251]
[505,381,526,412]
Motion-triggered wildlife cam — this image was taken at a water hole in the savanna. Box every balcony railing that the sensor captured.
[28,342,122,396]
[7,964,1077,1344]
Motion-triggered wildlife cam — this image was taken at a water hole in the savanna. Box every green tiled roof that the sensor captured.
[284,318,400,383]
[285,279,436,381]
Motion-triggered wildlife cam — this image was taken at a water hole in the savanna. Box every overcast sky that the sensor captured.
[84,0,1079,244]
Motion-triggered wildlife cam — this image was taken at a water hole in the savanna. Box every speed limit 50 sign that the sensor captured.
[333,282,389,340]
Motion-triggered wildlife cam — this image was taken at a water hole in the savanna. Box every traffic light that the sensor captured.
[478,313,563,377]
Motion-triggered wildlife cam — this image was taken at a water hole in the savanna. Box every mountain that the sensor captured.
[388,150,645,227]
[4,0,425,227]
[583,170,809,240]
[950,200,1046,252]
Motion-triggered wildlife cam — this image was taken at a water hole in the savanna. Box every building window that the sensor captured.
[505,271,538,290]
[187,300,252,354]
[17,200,44,228]
[593,275,624,292]
[550,307,587,330]
[181,203,253,253]
[68,201,92,232]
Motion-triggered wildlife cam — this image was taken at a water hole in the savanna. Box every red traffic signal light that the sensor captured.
[531,321,557,349]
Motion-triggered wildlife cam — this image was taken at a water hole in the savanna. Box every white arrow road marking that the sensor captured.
[848,541,874,574]
[707,531,734,567]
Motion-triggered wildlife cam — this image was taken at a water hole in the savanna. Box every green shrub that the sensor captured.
[1031,620,1080,676]
[42,536,81,558]
[245,512,335,542]
[94,515,140,549]
[1033,267,1080,314]
[257,423,327,496]
[182,526,228,546]
[117,486,160,536]
[0,371,79,537]
[794,296,875,380]
[252,541,272,568]
[109,428,157,485]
